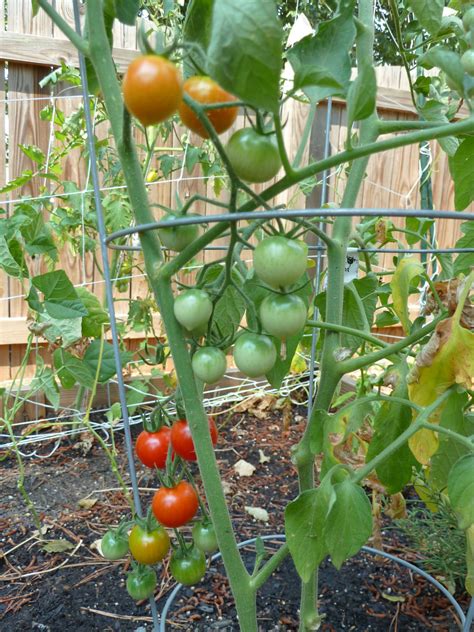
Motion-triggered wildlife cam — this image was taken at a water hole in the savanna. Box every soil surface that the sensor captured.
[0,397,470,631]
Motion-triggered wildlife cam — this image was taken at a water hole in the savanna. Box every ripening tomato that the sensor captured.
[192,347,227,384]
[152,481,199,528]
[170,418,218,462]
[128,524,170,565]
[253,236,308,288]
[101,529,129,560]
[173,289,213,332]
[179,76,238,138]
[135,427,172,469]
[123,55,182,126]
[192,520,219,554]
[126,565,157,601]
[226,128,282,183]
[233,332,277,377]
[170,546,206,585]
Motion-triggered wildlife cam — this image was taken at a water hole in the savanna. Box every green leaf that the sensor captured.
[30,359,60,411]
[32,271,88,320]
[449,138,474,211]
[114,0,139,25]
[76,287,110,338]
[126,379,150,415]
[408,0,444,35]
[287,3,356,104]
[366,363,416,494]
[83,340,132,384]
[31,0,39,17]
[454,221,474,277]
[285,476,335,581]
[347,64,377,126]
[324,479,372,569]
[448,454,474,530]
[212,285,246,341]
[419,101,459,157]
[207,0,283,113]
[0,236,24,278]
[390,257,423,334]
[430,391,473,491]
[53,348,95,389]
[39,313,83,347]
[419,46,465,93]
[19,144,45,166]
[0,170,34,194]
[183,0,215,77]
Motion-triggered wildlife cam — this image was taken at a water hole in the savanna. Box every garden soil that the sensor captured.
[0,397,470,631]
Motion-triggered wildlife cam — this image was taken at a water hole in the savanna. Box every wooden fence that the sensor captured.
[0,1,470,386]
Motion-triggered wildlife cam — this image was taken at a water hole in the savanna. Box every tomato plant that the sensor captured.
[152,481,199,527]
[226,128,282,183]
[191,347,227,384]
[192,520,219,554]
[128,523,170,565]
[171,418,218,461]
[122,55,182,126]
[158,213,201,252]
[126,565,157,601]
[135,427,171,469]
[173,289,213,332]
[253,236,308,288]
[179,76,238,138]
[169,546,207,585]
[259,294,307,339]
[101,528,129,560]
[233,333,277,377]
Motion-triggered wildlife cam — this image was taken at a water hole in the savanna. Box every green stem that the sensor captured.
[378,119,444,134]
[339,312,446,374]
[419,422,474,450]
[306,320,388,348]
[250,543,290,590]
[354,388,455,484]
[274,114,295,177]
[37,0,89,55]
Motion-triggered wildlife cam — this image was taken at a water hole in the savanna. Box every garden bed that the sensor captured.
[0,398,469,631]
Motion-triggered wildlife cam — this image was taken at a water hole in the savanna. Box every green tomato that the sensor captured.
[192,347,227,384]
[233,333,277,378]
[226,128,282,183]
[100,529,129,560]
[170,546,206,586]
[173,289,213,332]
[253,236,308,288]
[192,521,219,554]
[463,7,474,32]
[158,213,201,252]
[461,50,474,76]
[259,294,307,339]
[126,565,157,601]
[128,524,170,565]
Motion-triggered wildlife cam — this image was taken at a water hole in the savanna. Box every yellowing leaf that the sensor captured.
[290,350,307,375]
[78,497,98,509]
[390,257,423,334]
[42,539,75,553]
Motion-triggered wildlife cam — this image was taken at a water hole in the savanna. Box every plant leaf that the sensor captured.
[448,454,474,530]
[390,257,423,334]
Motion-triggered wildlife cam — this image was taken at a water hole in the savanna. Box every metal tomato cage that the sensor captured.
[71,2,474,630]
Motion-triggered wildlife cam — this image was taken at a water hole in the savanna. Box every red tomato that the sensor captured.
[135,427,172,469]
[178,76,238,138]
[152,481,199,528]
[170,418,218,462]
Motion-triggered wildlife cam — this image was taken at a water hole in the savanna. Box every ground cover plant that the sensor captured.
[1,0,474,629]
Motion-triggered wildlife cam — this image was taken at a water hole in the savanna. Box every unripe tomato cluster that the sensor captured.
[100,417,219,598]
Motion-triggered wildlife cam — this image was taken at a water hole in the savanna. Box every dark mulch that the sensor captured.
[0,399,470,631]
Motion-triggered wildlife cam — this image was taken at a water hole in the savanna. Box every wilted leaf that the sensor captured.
[245,506,269,522]
[78,497,98,509]
[234,459,256,477]
[42,539,75,553]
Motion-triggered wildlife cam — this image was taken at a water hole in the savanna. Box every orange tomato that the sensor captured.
[123,55,182,126]
[179,76,238,138]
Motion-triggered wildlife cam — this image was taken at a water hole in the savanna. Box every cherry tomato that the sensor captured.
[259,294,307,339]
[101,529,129,560]
[171,418,218,461]
[226,128,281,183]
[123,55,182,126]
[233,332,277,377]
[461,50,474,76]
[253,236,308,288]
[179,76,238,138]
[135,427,171,469]
[192,347,227,384]
[152,481,199,528]
[192,521,219,554]
[170,546,206,585]
[173,289,213,332]
[126,565,157,601]
[158,213,201,252]
[128,524,170,565]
